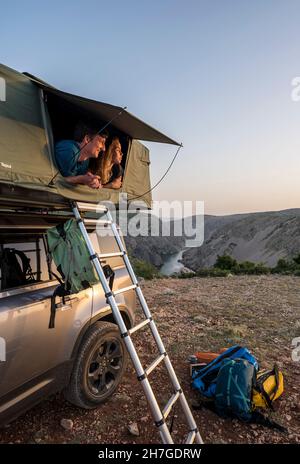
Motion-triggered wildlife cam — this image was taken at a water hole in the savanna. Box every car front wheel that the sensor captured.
[64,321,128,409]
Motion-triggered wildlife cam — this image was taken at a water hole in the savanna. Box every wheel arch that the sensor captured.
[70,305,132,363]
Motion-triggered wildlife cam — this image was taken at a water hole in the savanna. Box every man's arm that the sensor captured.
[55,142,102,188]
[65,172,102,189]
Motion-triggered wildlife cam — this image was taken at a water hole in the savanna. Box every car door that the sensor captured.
[0,282,93,398]
[0,235,94,399]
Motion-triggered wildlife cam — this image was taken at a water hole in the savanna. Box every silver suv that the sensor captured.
[0,187,136,425]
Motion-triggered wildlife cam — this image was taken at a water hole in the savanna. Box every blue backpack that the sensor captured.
[192,347,287,432]
[191,345,258,398]
[214,358,255,421]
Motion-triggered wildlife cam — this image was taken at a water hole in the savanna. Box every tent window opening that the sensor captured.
[44,92,130,188]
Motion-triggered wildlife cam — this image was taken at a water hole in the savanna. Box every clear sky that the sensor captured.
[1,0,300,215]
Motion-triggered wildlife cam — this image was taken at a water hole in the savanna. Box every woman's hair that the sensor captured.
[100,137,122,184]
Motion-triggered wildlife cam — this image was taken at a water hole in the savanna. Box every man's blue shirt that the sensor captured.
[55,140,89,177]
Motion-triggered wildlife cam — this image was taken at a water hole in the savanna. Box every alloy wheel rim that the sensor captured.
[87,337,123,397]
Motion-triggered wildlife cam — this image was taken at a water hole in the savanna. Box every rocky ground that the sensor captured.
[0,275,299,444]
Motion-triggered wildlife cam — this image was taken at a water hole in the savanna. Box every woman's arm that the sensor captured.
[104,176,122,189]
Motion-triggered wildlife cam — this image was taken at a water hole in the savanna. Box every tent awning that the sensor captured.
[23,72,180,146]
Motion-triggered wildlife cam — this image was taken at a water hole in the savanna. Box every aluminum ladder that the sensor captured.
[72,201,203,445]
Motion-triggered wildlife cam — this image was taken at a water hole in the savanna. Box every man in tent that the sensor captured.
[55,122,107,189]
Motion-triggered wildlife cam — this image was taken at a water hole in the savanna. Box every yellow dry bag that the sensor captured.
[252,364,284,409]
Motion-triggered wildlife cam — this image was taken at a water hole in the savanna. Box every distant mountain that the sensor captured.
[181,208,300,270]
[123,208,300,270]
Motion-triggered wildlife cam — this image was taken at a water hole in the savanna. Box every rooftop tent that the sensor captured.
[0,64,180,208]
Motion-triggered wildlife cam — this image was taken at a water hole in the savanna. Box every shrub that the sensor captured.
[210,268,230,277]
[214,254,237,270]
[293,254,300,266]
[130,257,161,280]
[196,268,229,277]
[177,272,196,279]
[233,261,256,274]
[272,258,297,274]
[253,263,270,274]
[216,259,270,275]
[174,254,300,279]
[196,269,213,277]
[276,259,291,270]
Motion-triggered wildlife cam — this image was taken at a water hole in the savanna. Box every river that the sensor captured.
[160,250,187,276]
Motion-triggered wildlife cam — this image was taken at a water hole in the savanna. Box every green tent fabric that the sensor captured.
[0,64,55,187]
[0,63,179,209]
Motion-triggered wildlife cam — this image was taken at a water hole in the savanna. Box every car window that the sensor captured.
[0,237,54,293]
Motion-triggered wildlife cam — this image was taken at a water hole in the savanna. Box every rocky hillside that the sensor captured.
[124,219,185,267]
[124,235,184,267]
[182,208,300,270]
[124,209,300,271]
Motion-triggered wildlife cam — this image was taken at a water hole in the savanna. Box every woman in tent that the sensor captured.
[97,137,124,189]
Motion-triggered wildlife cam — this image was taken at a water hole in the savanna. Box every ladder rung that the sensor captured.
[145,354,165,377]
[98,252,124,259]
[76,202,108,213]
[114,284,137,296]
[128,318,151,335]
[83,219,112,226]
[185,431,196,444]
[162,391,180,420]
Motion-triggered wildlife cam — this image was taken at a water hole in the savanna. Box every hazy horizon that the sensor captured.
[206,206,300,217]
[149,203,300,219]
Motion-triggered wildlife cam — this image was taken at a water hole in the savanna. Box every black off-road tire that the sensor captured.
[64,321,128,409]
